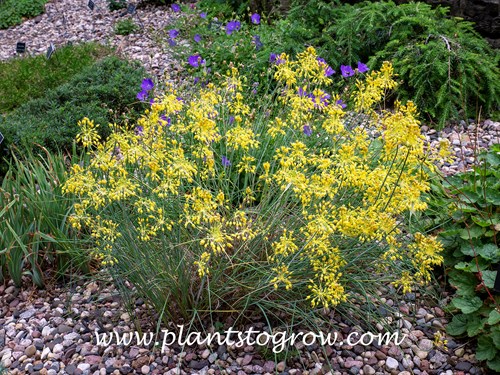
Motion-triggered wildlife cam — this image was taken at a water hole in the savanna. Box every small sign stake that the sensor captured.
[16,42,26,54]
[88,0,95,11]
[46,43,56,59]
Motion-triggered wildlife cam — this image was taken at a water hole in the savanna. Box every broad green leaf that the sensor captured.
[455,262,475,272]
[477,244,500,262]
[486,189,500,205]
[448,270,477,296]
[476,336,497,361]
[454,203,476,213]
[452,296,483,314]
[487,356,500,372]
[459,190,480,204]
[447,314,467,335]
[459,242,476,257]
[484,230,496,237]
[459,226,485,240]
[485,151,500,167]
[482,270,497,289]
[488,309,500,325]
[472,215,493,227]
[466,315,486,337]
[492,327,500,349]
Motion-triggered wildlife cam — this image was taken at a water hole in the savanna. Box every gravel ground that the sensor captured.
[0,278,486,375]
[0,1,498,374]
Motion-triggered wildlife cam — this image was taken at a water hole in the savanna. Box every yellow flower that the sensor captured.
[76,117,100,148]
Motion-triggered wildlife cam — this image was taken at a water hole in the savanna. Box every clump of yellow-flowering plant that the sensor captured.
[63,47,446,322]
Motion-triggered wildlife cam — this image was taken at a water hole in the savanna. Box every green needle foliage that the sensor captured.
[286,0,500,128]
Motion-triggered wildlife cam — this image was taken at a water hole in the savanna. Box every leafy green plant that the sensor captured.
[0,56,146,174]
[114,18,139,35]
[0,147,90,287]
[0,0,49,29]
[424,145,500,372]
[0,42,112,114]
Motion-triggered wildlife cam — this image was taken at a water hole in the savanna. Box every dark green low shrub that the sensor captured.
[0,0,49,29]
[0,42,112,114]
[0,56,147,173]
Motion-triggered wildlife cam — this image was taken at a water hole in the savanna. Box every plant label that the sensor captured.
[0,132,3,145]
[46,43,55,59]
[127,4,136,14]
[88,0,95,11]
[16,42,26,54]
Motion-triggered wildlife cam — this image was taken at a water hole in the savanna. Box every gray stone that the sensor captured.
[385,356,399,371]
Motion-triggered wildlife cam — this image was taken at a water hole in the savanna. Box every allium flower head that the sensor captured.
[221,156,231,167]
[200,12,207,19]
[225,20,241,35]
[303,125,312,136]
[251,13,260,24]
[340,65,355,77]
[171,3,180,12]
[357,61,369,73]
[169,29,179,39]
[194,34,201,43]
[141,78,154,91]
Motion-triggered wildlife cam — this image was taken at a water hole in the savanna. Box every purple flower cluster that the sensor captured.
[341,61,369,77]
[221,155,231,167]
[168,29,179,46]
[188,54,206,67]
[171,3,180,12]
[340,65,355,78]
[251,13,260,24]
[226,20,241,35]
[269,53,285,65]
[317,57,335,77]
[252,35,263,51]
[137,78,154,102]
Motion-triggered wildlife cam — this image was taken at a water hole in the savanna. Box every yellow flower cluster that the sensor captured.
[75,117,100,148]
[63,47,444,308]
